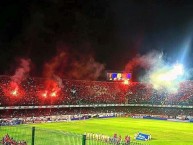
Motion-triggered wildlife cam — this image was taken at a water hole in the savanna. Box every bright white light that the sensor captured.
[172,63,184,76]
[123,79,129,85]
[50,92,56,97]
[148,62,185,92]
[157,63,184,82]
[11,90,18,96]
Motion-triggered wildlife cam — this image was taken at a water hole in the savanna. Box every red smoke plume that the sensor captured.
[43,49,104,80]
[2,58,31,101]
[12,58,31,83]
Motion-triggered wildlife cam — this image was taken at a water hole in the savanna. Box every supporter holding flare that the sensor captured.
[38,80,62,103]
[0,81,25,105]
[0,58,31,104]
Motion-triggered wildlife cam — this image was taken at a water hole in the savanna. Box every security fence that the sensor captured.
[0,125,148,145]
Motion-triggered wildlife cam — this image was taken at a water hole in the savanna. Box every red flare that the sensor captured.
[38,80,61,100]
[2,81,24,97]
[123,80,129,85]
[50,91,56,97]
[11,89,18,96]
[42,91,48,98]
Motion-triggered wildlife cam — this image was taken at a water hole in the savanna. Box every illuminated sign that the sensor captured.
[107,72,131,81]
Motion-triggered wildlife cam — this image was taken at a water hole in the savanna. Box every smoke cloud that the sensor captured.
[11,58,31,83]
[53,75,64,88]
[125,50,163,72]
[43,49,105,80]
[125,50,189,93]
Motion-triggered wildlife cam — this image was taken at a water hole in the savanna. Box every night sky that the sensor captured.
[1,0,193,79]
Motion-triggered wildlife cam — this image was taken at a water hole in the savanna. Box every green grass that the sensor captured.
[1,117,193,145]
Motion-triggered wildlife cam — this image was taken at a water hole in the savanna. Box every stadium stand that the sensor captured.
[1,76,193,106]
[1,76,193,121]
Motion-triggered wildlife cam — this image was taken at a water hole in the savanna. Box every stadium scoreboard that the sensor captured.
[106,71,132,81]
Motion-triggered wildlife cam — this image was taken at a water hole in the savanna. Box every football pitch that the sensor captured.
[1,117,193,145]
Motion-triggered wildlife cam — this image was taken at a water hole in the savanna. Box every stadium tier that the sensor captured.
[1,106,193,119]
[0,76,193,106]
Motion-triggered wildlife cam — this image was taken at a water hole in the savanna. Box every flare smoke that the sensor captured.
[43,49,104,80]
[12,58,31,83]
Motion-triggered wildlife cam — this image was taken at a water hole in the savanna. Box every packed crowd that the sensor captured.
[1,107,193,120]
[0,76,193,106]
[1,134,27,145]
[0,77,126,106]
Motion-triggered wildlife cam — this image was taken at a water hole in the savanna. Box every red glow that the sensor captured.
[1,81,25,104]
[38,80,61,100]
[123,79,129,85]
[50,91,56,97]
[42,91,48,98]
[11,89,18,96]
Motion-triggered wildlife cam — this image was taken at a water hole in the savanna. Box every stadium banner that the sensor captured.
[129,104,135,106]
[143,116,167,120]
[135,132,151,141]
[1,104,193,109]
[168,119,189,122]
[132,115,143,119]
[0,107,6,109]
[146,104,152,107]
[190,118,193,122]
[20,106,30,109]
